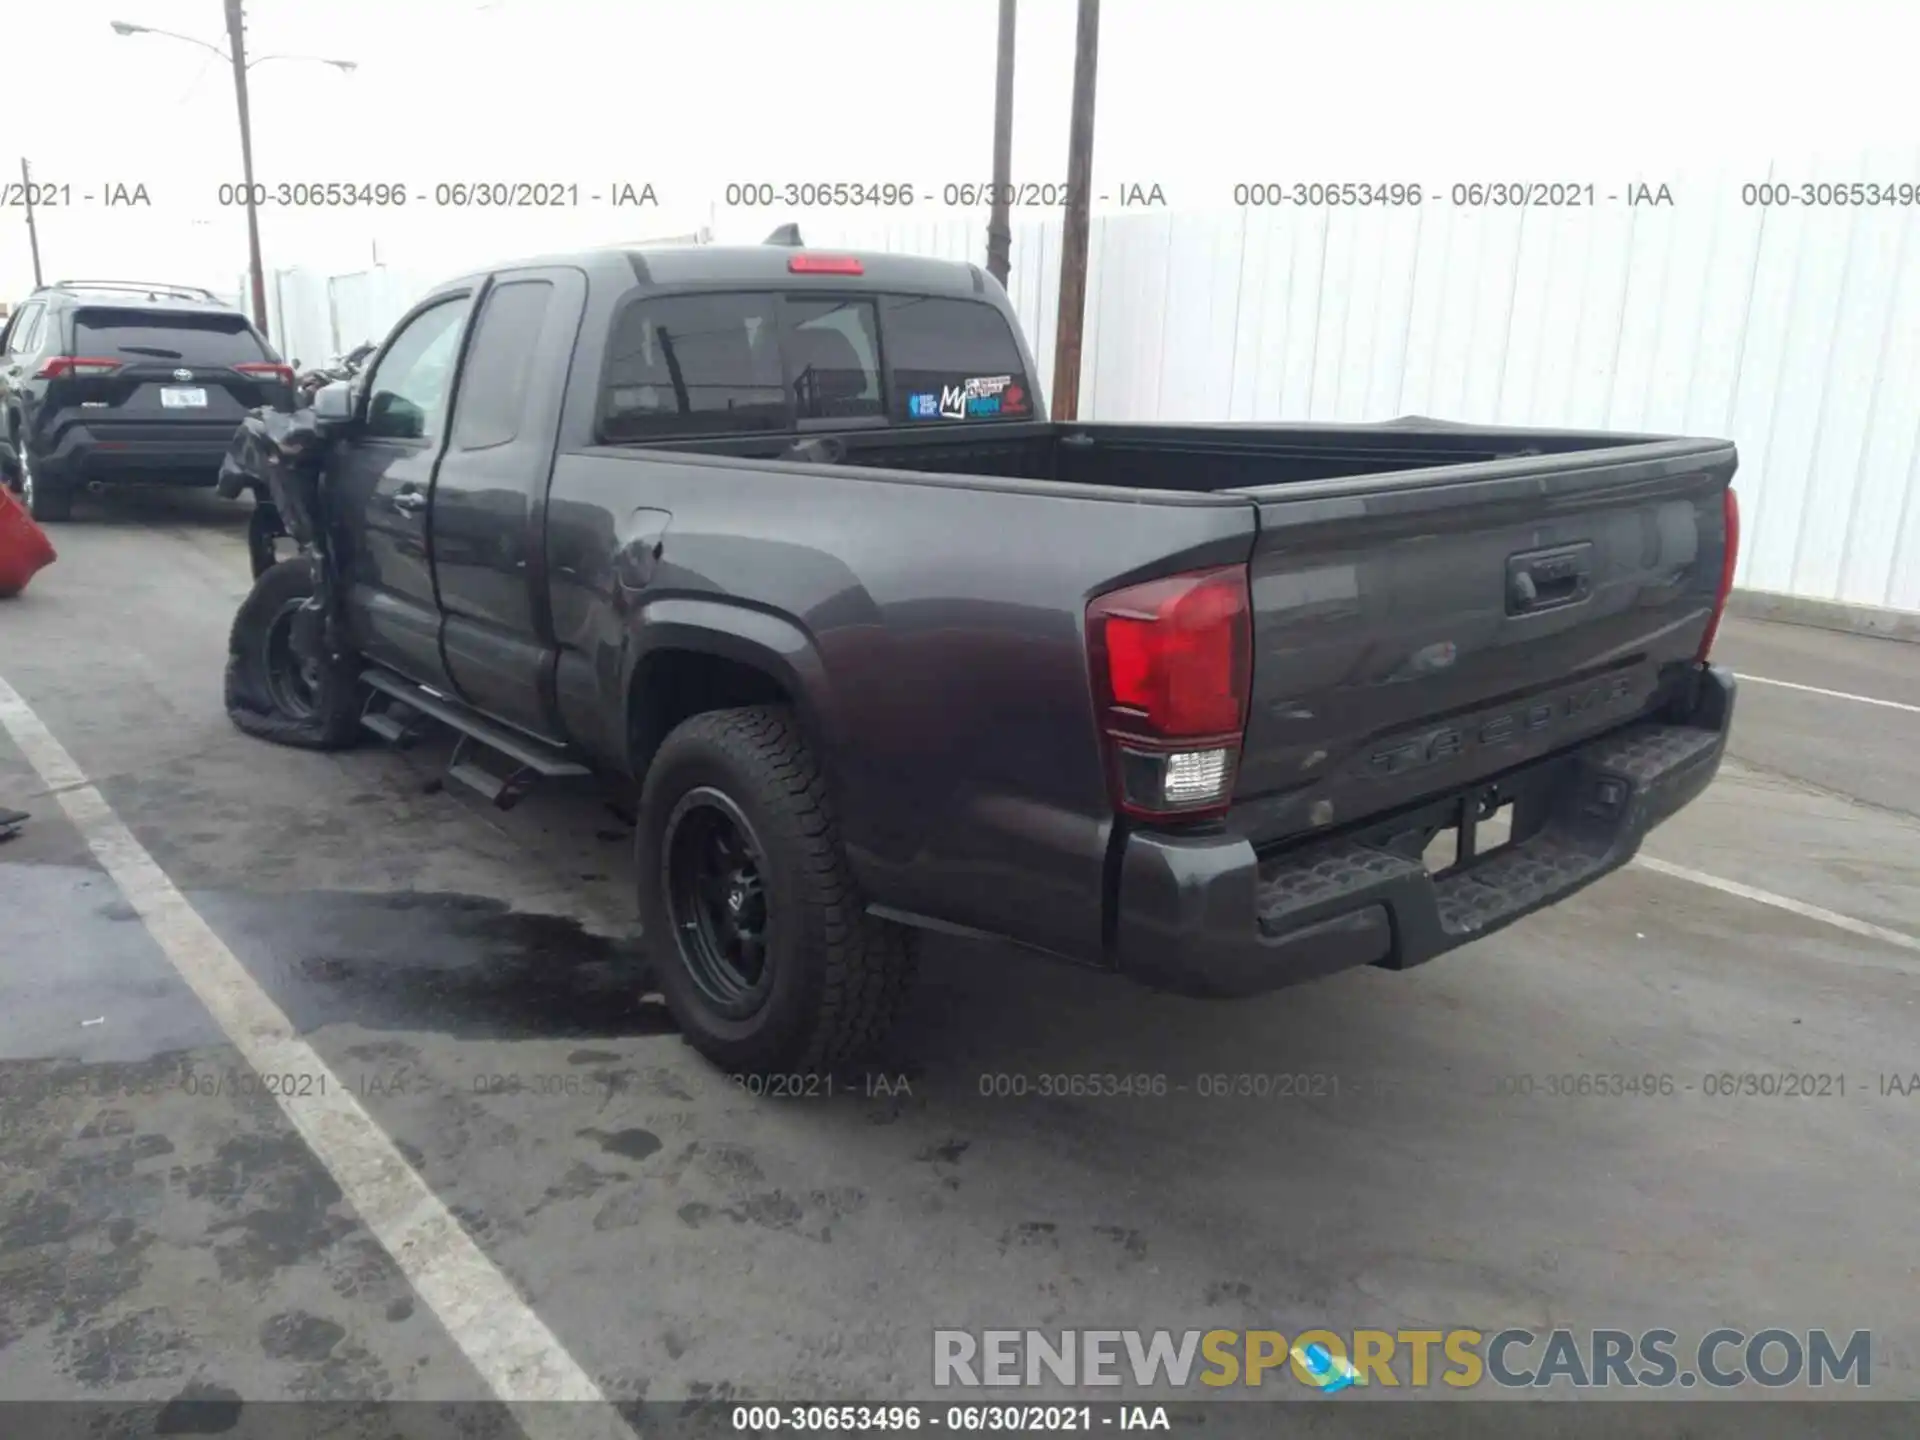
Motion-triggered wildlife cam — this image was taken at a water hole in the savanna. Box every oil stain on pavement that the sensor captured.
[180,888,670,1044]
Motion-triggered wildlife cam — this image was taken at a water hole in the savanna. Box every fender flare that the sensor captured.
[617,596,844,774]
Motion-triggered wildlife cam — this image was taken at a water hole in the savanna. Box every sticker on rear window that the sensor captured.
[927,374,1028,420]
[907,392,941,419]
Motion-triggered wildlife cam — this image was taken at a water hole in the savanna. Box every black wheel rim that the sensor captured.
[663,788,773,1018]
[262,599,323,720]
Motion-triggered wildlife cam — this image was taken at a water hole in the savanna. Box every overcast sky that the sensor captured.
[5,0,1915,301]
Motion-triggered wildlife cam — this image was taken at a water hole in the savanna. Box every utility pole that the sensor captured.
[1049,0,1099,421]
[984,0,1017,288]
[20,158,44,286]
[224,0,270,332]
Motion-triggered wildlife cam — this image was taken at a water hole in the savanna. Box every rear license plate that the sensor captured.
[160,387,208,408]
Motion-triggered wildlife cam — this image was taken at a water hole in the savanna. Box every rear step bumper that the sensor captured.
[1113,665,1736,998]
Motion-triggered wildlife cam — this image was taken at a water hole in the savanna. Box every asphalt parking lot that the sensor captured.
[1,490,1916,1432]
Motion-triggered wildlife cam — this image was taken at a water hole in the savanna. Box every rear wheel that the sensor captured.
[637,706,918,1076]
[18,449,71,523]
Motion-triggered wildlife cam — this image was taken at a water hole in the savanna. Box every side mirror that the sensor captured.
[368,390,427,439]
[312,379,360,430]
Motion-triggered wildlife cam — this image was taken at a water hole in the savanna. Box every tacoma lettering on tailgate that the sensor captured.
[1365,674,1639,779]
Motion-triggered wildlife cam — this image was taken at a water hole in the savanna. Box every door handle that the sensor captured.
[1506,542,1593,615]
[391,490,426,514]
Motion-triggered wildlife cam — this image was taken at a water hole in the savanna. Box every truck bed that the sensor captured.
[634,415,1669,495]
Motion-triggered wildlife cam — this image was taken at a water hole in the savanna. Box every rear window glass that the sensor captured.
[784,298,883,421]
[882,295,1033,423]
[600,293,789,441]
[72,308,269,365]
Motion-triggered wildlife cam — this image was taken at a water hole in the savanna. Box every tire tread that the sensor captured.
[646,705,916,1073]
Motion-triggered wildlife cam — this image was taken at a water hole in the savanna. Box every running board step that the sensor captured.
[446,735,535,808]
[358,668,589,811]
[360,695,429,747]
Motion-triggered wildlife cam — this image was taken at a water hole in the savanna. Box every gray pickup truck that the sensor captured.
[222,237,1740,1076]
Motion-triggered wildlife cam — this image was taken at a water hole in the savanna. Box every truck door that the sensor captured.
[430,266,587,742]
[331,289,474,686]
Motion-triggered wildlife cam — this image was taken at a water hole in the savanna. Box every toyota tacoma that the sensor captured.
[219,237,1740,1075]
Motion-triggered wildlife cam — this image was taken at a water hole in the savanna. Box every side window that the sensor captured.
[6,302,45,357]
[449,280,554,451]
[783,298,883,421]
[364,297,471,441]
[882,295,1033,423]
[599,292,788,442]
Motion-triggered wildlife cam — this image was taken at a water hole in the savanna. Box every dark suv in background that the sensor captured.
[0,281,292,521]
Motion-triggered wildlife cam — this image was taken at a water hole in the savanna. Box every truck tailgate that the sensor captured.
[1229,438,1738,848]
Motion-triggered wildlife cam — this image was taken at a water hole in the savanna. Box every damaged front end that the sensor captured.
[220,402,363,749]
[220,404,336,580]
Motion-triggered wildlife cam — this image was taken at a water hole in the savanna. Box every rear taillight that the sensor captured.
[1087,565,1252,819]
[36,356,123,379]
[235,362,296,385]
[1696,487,1739,662]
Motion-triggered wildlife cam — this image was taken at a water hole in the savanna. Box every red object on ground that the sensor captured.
[0,486,57,597]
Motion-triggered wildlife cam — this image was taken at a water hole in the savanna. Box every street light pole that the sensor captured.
[110,14,353,336]
[224,0,269,332]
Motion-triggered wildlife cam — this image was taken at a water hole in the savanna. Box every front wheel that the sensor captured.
[637,706,918,1076]
[224,556,363,749]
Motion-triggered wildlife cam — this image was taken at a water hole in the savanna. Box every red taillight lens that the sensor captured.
[36,356,123,379]
[235,362,296,385]
[1087,565,1253,818]
[788,253,864,274]
[1097,571,1250,735]
[1696,487,1739,662]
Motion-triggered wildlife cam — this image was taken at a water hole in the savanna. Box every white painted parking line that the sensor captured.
[0,674,640,1440]
[1635,854,1920,955]
[1737,673,1920,715]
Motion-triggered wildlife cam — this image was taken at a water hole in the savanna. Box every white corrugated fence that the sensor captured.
[259,157,1920,613]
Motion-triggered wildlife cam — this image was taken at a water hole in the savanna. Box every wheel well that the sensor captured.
[627,649,793,778]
